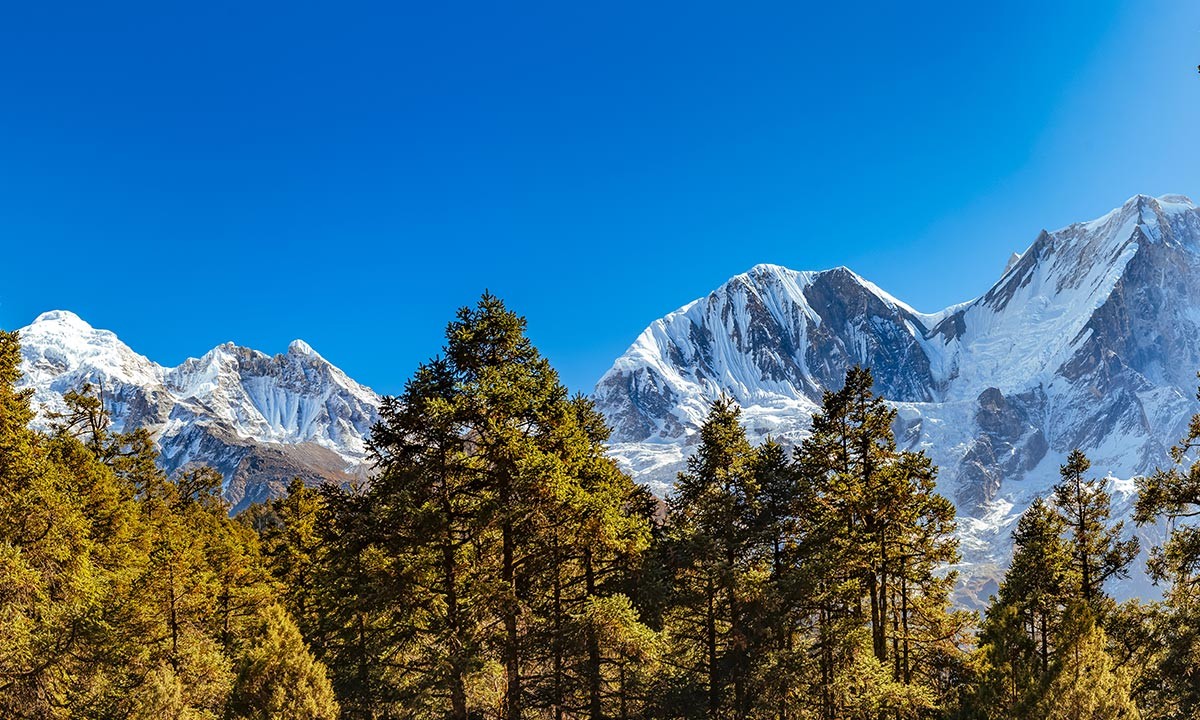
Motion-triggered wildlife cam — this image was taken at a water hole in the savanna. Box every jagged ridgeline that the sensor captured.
[16,311,379,512]
[596,193,1200,602]
[11,193,1200,604]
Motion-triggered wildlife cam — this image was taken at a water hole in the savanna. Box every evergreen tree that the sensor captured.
[662,396,767,720]
[0,329,332,718]
[1054,450,1139,604]
[750,438,811,720]
[1134,378,1200,718]
[228,604,339,720]
[310,483,397,720]
[248,477,328,640]
[795,366,965,718]
[1002,499,1075,674]
[1035,604,1139,720]
[315,293,655,720]
[970,499,1076,718]
[0,330,110,715]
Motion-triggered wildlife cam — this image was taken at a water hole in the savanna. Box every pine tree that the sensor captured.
[323,293,655,720]
[228,604,339,720]
[750,438,811,720]
[0,330,109,715]
[248,478,328,639]
[792,366,967,719]
[283,479,398,720]
[525,396,654,720]
[1035,604,1140,720]
[1133,378,1200,718]
[1054,450,1139,604]
[662,396,766,720]
[1003,498,1075,674]
[1,330,315,719]
[970,499,1076,718]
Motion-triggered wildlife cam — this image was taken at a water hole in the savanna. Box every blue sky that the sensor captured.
[0,0,1196,395]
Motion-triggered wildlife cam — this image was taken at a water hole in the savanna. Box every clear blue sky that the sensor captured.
[0,1,1196,395]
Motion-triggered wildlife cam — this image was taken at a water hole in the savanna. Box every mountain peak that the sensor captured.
[1123,192,1196,208]
[1157,193,1196,210]
[30,309,93,330]
[1089,193,1196,231]
[21,311,133,360]
[1123,193,1195,218]
[14,310,381,510]
[287,339,323,360]
[746,262,791,276]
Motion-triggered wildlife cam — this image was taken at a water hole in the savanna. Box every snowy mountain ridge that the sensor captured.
[10,192,1199,602]
[16,311,380,510]
[595,193,1200,604]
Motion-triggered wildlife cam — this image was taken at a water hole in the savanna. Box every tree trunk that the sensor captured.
[1039,612,1048,675]
[868,569,884,664]
[584,548,604,720]
[819,602,832,720]
[503,517,522,720]
[707,575,720,720]
[900,566,911,685]
[441,492,468,720]
[728,544,746,720]
[1075,479,1092,602]
[553,536,565,720]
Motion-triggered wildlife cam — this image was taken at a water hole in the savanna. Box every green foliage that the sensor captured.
[0,331,333,718]
[1054,450,1139,604]
[9,303,1200,720]
[651,368,966,720]
[795,366,968,719]
[228,604,340,720]
[661,396,764,719]
[968,447,1146,720]
[1035,605,1139,720]
[995,498,1075,684]
[1133,377,1200,719]
[261,294,657,720]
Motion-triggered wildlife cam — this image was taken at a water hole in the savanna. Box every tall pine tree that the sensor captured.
[1054,450,1139,604]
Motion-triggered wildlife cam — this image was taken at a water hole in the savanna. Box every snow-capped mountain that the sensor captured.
[11,192,1197,602]
[595,193,1200,604]
[16,311,380,511]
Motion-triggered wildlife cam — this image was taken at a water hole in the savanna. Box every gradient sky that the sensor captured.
[1,0,1197,395]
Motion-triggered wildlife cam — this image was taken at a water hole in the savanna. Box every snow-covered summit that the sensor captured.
[14,313,381,510]
[595,262,943,492]
[288,339,319,357]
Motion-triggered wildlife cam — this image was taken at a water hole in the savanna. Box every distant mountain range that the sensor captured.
[15,311,379,512]
[12,192,1199,603]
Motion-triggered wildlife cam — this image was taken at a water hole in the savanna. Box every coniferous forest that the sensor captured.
[4,293,1200,720]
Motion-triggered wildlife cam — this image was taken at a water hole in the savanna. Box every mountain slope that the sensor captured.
[16,311,380,511]
[595,193,1200,602]
[595,263,948,493]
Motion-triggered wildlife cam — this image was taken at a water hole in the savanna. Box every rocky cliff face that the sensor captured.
[16,311,379,511]
[595,193,1200,601]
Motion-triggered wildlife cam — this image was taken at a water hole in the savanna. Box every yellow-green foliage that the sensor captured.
[7,300,1200,720]
[1037,609,1139,720]
[0,330,335,719]
[228,604,339,720]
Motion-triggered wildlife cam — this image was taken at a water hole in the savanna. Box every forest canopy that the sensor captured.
[0,294,1196,719]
